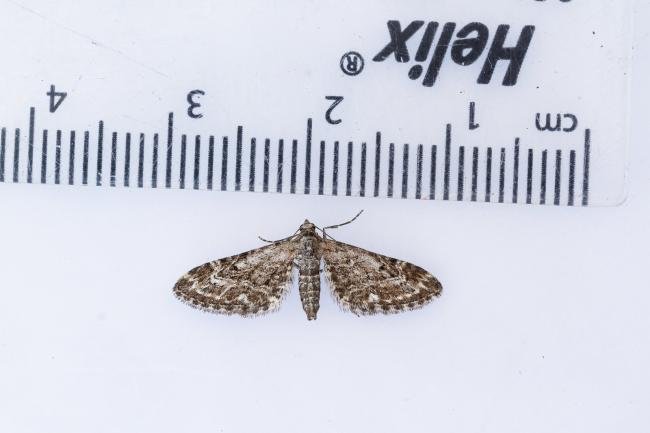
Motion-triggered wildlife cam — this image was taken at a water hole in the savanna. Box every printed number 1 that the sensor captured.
[47,85,67,113]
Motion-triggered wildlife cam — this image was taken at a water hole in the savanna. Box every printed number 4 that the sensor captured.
[47,85,67,113]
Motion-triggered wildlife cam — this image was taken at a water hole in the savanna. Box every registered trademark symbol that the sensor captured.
[340,51,364,76]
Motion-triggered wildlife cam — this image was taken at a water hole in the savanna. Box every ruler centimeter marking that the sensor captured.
[0,107,592,206]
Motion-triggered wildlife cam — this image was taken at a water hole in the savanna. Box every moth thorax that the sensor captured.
[300,234,319,254]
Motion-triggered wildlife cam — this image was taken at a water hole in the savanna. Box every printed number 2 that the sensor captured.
[325,96,344,125]
[187,90,205,118]
[47,85,67,113]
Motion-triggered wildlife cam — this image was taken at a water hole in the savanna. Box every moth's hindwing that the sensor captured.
[320,239,442,315]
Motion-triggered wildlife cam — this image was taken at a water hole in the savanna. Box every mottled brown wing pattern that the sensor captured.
[173,240,299,316]
[321,239,442,315]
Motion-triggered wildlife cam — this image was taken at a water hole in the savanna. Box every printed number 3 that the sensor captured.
[187,90,205,119]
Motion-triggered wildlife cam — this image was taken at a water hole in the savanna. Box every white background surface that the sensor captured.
[1,2,649,433]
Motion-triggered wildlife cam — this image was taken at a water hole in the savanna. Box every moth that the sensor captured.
[173,212,442,320]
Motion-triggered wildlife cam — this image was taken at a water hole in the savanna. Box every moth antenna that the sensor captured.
[258,229,300,244]
[316,227,338,241]
[321,210,364,239]
[313,224,335,241]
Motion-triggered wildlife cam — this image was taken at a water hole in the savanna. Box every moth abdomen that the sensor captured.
[298,274,320,321]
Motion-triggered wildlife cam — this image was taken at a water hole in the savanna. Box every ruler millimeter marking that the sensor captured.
[0,106,592,206]
[0,0,631,206]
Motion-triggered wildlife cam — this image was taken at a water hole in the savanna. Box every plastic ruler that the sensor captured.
[0,0,633,206]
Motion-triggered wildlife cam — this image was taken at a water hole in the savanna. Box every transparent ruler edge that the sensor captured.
[0,106,593,207]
